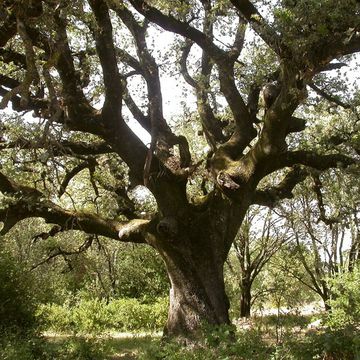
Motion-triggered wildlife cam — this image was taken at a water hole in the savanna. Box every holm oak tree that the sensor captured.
[0,0,359,339]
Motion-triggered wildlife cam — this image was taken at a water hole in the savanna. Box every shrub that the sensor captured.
[0,332,50,360]
[38,298,111,335]
[108,297,168,331]
[50,337,107,360]
[0,252,38,332]
[325,267,360,330]
[0,332,109,360]
[140,326,270,360]
[39,296,168,334]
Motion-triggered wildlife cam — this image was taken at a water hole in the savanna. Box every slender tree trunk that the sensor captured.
[240,279,252,318]
[321,285,331,311]
[348,233,360,272]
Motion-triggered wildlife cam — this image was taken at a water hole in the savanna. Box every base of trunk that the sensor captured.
[161,252,231,340]
[240,287,252,318]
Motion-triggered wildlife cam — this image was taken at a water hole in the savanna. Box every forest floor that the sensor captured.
[43,332,159,360]
[42,307,325,359]
[40,303,327,359]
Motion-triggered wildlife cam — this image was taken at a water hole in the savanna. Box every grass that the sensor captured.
[42,333,159,360]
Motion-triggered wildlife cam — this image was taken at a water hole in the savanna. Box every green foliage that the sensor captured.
[141,321,360,360]
[273,328,360,360]
[39,296,168,334]
[1,218,169,304]
[108,297,168,332]
[225,244,317,318]
[274,0,359,61]
[0,332,49,360]
[141,326,269,360]
[0,333,107,360]
[3,312,360,360]
[70,240,169,301]
[325,267,360,330]
[0,251,38,332]
[47,337,107,360]
[265,248,318,310]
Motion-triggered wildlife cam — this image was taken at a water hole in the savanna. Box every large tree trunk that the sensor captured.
[151,193,248,340]
[164,248,230,338]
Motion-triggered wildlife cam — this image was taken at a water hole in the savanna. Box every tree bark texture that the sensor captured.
[150,195,247,338]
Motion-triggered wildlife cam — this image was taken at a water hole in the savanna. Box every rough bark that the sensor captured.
[163,247,230,338]
[145,194,247,339]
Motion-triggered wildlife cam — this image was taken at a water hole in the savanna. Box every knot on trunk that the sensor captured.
[157,216,178,239]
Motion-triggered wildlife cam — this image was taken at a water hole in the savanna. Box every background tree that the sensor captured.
[275,167,360,309]
[0,0,359,340]
[227,206,290,318]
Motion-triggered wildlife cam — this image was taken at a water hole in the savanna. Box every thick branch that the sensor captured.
[0,171,147,242]
[179,43,225,147]
[129,0,225,61]
[179,41,198,89]
[253,166,308,207]
[49,15,94,119]
[117,218,152,243]
[342,33,360,56]
[0,17,39,109]
[228,16,247,61]
[247,84,261,124]
[0,137,114,157]
[130,0,255,157]
[311,173,340,226]
[0,15,17,47]
[217,63,256,153]
[88,0,123,112]
[111,2,191,181]
[123,86,151,133]
[0,74,21,89]
[278,151,357,171]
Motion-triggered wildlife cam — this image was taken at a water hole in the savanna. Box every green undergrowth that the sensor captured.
[139,324,360,360]
[1,320,359,360]
[2,290,360,360]
[37,296,168,334]
[0,332,155,360]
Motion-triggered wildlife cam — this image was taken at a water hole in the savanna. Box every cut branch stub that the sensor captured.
[117,219,150,243]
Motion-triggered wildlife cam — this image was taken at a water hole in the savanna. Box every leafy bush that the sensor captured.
[109,297,168,331]
[141,325,360,360]
[0,251,38,332]
[0,332,50,360]
[38,297,112,334]
[325,267,360,330]
[141,326,269,360]
[39,296,168,334]
[279,328,360,360]
[0,333,107,360]
[48,337,107,360]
